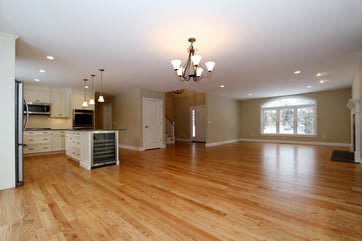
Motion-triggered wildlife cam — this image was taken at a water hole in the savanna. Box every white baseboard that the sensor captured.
[354,150,361,163]
[119,144,166,151]
[238,138,351,147]
[119,144,145,151]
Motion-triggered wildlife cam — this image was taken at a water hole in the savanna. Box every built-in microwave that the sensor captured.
[25,102,51,115]
[73,109,94,129]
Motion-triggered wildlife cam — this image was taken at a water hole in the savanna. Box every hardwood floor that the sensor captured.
[1,141,362,241]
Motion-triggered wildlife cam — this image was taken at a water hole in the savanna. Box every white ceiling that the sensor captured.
[1,0,362,99]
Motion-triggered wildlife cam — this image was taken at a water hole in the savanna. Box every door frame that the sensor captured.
[142,97,164,150]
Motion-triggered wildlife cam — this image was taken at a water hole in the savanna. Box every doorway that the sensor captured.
[102,102,112,129]
[143,98,163,150]
[191,105,206,142]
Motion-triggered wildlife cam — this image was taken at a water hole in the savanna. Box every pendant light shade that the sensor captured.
[98,68,105,103]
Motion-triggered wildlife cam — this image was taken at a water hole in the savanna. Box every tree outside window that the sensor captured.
[263,109,277,133]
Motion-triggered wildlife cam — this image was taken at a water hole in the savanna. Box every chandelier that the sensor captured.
[171,38,215,81]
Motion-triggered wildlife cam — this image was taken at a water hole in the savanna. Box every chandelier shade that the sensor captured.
[171,37,215,81]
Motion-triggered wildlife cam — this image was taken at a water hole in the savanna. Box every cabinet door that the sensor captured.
[52,131,65,151]
[50,88,71,117]
[24,85,51,103]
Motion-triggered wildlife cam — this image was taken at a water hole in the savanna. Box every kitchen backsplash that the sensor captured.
[26,115,72,129]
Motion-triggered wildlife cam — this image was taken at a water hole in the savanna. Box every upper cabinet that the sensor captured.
[24,85,95,118]
[24,85,50,103]
[72,89,95,110]
[50,88,71,118]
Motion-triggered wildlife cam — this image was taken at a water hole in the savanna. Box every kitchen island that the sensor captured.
[65,130,119,170]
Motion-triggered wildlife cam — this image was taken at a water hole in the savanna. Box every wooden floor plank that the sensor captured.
[1,141,362,240]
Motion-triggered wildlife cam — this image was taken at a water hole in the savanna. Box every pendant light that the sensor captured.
[98,68,105,102]
[89,74,95,105]
[82,78,88,107]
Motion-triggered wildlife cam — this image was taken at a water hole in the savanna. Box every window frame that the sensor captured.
[260,97,317,136]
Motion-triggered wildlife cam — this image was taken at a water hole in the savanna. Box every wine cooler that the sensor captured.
[91,131,118,168]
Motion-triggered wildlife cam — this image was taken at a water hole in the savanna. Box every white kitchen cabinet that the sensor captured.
[24,130,52,154]
[24,85,51,103]
[51,130,65,151]
[65,131,81,161]
[50,88,71,118]
[72,89,95,110]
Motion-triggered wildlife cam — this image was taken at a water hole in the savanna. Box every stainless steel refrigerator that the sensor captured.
[15,80,28,187]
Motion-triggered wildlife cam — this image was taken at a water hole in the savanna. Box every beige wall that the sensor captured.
[173,92,205,139]
[165,92,175,121]
[112,88,142,147]
[239,88,352,144]
[206,94,240,144]
[112,88,164,148]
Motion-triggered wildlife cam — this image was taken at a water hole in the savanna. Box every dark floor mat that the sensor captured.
[331,150,355,163]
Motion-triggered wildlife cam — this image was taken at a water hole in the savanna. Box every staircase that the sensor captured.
[165,116,175,144]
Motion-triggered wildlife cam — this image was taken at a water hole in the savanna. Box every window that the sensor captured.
[261,97,316,135]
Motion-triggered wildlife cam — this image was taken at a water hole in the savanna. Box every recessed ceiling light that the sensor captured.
[319,79,328,84]
[39,69,46,73]
[306,85,312,88]
[46,55,54,60]
[248,93,253,96]
[34,78,40,82]
[294,70,301,74]
[316,72,326,77]
[220,85,225,88]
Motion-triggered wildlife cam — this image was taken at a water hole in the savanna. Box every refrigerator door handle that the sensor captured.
[23,98,29,130]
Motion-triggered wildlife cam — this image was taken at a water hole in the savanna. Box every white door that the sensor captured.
[143,98,163,150]
[191,105,206,142]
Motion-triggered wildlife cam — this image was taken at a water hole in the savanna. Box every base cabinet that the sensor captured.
[24,130,66,154]
[52,131,66,151]
[24,131,52,154]
[65,131,81,161]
